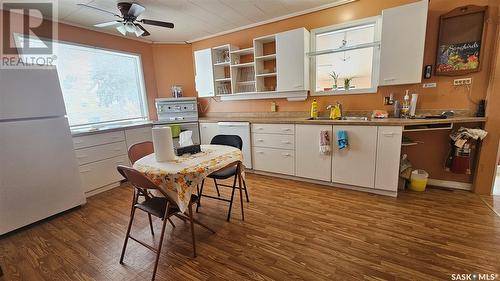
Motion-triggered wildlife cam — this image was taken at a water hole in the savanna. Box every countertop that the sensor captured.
[71,120,153,137]
[199,116,486,126]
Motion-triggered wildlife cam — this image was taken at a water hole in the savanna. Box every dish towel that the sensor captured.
[336,130,348,150]
[319,130,330,155]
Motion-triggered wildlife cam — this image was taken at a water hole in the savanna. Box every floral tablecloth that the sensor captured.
[133,144,244,213]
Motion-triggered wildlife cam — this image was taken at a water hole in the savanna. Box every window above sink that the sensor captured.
[309,16,381,96]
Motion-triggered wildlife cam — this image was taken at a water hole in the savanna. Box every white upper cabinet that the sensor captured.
[379,0,428,86]
[331,126,378,188]
[194,48,215,97]
[276,28,310,92]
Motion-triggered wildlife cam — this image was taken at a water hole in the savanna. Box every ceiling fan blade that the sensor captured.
[77,3,121,18]
[140,19,174,29]
[94,21,122,28]
[128,3,145,17]
[135,24,150,37]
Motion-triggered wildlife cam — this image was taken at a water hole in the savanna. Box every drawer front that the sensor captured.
[252,133,294,150]
[75,141,127,165]
[252,123,294,135]
[78,155,128,193]
[252,147,294,175]
[125,126,153,148]
[73,131,125,149]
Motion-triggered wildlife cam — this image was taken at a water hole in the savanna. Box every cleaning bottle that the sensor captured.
[401,90,410,118]
[310,99,318,119]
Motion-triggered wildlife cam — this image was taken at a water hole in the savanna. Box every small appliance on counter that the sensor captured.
[154,97,200,148]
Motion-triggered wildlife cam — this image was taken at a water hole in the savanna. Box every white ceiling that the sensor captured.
[56,0,350,43]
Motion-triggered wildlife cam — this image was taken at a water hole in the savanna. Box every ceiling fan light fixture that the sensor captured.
[116,24,127,35]
[124,22,136,33]
[134,25,144,37]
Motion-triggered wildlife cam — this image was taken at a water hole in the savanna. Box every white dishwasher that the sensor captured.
[218,122,252,169]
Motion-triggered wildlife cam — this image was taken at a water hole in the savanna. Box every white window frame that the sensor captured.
[309,16,382,96]
[14,33,149,128]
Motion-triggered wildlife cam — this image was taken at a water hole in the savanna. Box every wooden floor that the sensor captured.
[1,174,500,281]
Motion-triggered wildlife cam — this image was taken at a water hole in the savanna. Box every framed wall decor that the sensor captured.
[435,5,488,76]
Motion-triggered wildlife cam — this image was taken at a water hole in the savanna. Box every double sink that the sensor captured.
[307,116,370,121]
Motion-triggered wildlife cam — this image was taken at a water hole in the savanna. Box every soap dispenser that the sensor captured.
[310,99,318,119]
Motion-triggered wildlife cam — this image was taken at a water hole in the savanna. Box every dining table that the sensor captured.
[132,144,244,214]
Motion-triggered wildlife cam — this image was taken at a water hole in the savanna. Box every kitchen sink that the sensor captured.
[307,116,369,121]
[340,116,369,121]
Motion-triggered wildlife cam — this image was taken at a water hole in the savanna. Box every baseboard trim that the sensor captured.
[427,178,472,190]
[85,182,121,198]
[249,170,397,197]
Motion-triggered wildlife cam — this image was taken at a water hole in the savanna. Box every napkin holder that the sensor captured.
[175,144,201,156]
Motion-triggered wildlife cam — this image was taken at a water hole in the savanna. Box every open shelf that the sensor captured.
[231,62,254,68]
[230,47,254,55]
[237,80,256,84]
[215,78,231,82]
[255,54,276,60]
[213,61,230,67]
[256,72,276,77]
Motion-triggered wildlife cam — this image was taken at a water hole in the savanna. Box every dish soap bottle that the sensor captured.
[310,99,318,119]
[401,90,410,118]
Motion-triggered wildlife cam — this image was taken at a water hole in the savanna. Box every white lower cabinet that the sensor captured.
[78,155,129,193]
[375,126,403,191]
[200,122,219,144]
[295,124,332,181]
[331,126,378,188]
[252,147,294,175]
[73,125,153,196]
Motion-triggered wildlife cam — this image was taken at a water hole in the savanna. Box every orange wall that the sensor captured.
[191,0,497,115]
[151,44,196,99]
[1,10,159,119]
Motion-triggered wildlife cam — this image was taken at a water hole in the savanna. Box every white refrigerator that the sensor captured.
[0,68,86,235]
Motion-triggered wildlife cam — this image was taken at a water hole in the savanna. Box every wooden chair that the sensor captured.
[196,135,249,221]
[117,165,214,281]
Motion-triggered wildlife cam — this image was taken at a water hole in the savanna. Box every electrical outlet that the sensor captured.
[422,82,437,88]
[453,78,472,86]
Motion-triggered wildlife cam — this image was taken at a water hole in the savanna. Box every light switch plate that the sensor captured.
[422,83,437,88]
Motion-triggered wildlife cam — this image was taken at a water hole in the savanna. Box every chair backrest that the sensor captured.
[128,141,154,165]
[117,165,179,206]
[210,135,243,150]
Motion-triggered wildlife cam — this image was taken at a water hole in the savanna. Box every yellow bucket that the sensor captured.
[409,169,429,192]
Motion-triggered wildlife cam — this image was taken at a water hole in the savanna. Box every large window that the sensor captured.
[15,35,148,127]
[310,17,381,95]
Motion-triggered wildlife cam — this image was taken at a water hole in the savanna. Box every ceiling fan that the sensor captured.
[77,2,174,37]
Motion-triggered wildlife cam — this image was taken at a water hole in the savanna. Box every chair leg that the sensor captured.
[120,191,139,264]
[188,204,197,258]
[148,213,154,236]
[151,203,171,281]
[226,174,238,222]
[168,218,175,228]
[213,178,221,197]
[120,207,136,264]
[196,179,205,213]
[243,179,250,203]
[237,168,245,221]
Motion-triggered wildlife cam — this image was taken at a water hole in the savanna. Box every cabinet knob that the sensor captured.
[281,140,291,144]
[256,139,264,142]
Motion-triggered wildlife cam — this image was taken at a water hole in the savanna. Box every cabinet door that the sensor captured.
[375,126,403,192]
[194,48,215,97]
[276,28,309,92]
[379,0,428,86]
[200,122,219,144]
[295,124,332,181]
[332,126,377,188]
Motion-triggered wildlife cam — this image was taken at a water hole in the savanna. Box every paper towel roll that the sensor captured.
[152,127,176,162]
[410,93,418,117]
